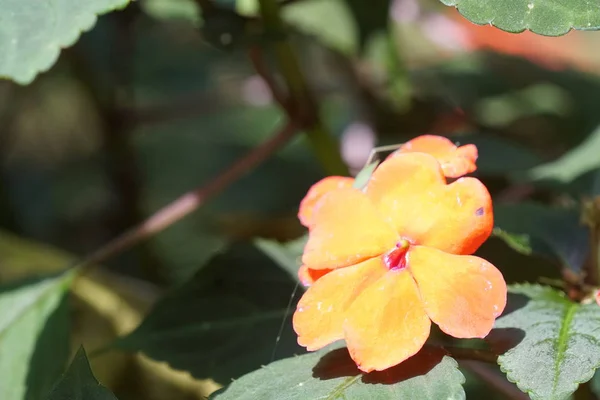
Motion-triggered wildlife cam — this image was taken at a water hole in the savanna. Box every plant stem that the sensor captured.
[76,120,298,271]
[257,0,348,176]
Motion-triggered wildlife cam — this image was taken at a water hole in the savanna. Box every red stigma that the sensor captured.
[383,240,410,270]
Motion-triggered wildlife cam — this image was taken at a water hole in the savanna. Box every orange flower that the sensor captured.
[392,134,477,178]
[292,152,506,372]
[297,134,479,286]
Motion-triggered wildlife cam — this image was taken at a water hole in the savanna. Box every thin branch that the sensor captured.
[77,120,298,270]
[256,0,348,176]
[248,46,290,112]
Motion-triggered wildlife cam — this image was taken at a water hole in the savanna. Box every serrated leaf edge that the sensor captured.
[2,0,131,85]
[497,288,600,400]
[441,2,599,37]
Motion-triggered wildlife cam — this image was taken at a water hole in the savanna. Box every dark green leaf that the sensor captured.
[493,202,588,272]
[526,125,600,193]
[237,0,358,54]
[457,134,543,175]
[46,347,118,400]
[254,235,307,283]
[0,0,130,84]
[113,243,304,383]
[439,0,600,36]
[283,0,357,54]
[0,271,73,399]
[211,345,466,399]
[489,284,600,400]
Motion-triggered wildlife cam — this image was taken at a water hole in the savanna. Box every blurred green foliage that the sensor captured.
[4,0,600,398]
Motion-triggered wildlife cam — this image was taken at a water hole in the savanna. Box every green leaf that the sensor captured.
[141,0,200,24]
[0,271,73,399]
[211,345,466,399]
[46,347,118,400]
[237,0,358,54]
[254,235,307,283]
[492,228,532,256]
[113,243,303,383]
[0,0,130,84]
[439,0,600,36]
[527,125,600,185]
[493,202,588,272]
[283,0,357,54]
[489,284,600,400]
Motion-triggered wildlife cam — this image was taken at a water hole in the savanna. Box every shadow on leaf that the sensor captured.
[486,292,529,354]
[313,345,447,385]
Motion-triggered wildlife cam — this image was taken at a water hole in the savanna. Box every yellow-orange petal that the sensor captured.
[343,269,431,372]
[298,265,332,287]
[366,153,493,255]
[302,187,397,270]
[393,134,478,178]
[408,245,507,338]
[293,258,387,351]
[298,176,355,228]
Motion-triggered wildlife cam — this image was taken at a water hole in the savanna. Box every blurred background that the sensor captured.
[3,0,600,398]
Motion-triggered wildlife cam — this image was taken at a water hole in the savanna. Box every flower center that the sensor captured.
[383,239,410,270]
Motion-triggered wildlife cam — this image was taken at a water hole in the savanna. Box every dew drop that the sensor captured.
[527,3,534,9]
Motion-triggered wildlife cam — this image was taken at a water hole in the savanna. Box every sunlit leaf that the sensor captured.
[211,344,466,399]
[46,347,118,400]
[0,0,130,84]
[489,284,600,400]
[140,0,200,24]
[0,271,73,399]
[527,125,600,188]
[440,0,600,37]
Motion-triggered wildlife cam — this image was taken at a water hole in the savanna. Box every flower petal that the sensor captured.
[298,265,331,287]
[394,134,478,178]
[302,187,397,270]
[298,176,354,227]
[293,258,387,351]
[343,269,431,372]
[366,153,493,255]
[408,245,507,338]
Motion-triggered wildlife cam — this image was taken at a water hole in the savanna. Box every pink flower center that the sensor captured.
[383,239,410,270]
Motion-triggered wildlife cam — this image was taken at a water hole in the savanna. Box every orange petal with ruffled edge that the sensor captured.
[343,269,431,372]
[298,176,355,228]
[293,258,387,350]
[366,153,493,255]
[393,134,478,178]
[298,265,332,287]
[408,245,506,338]
[302,187,397,270]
